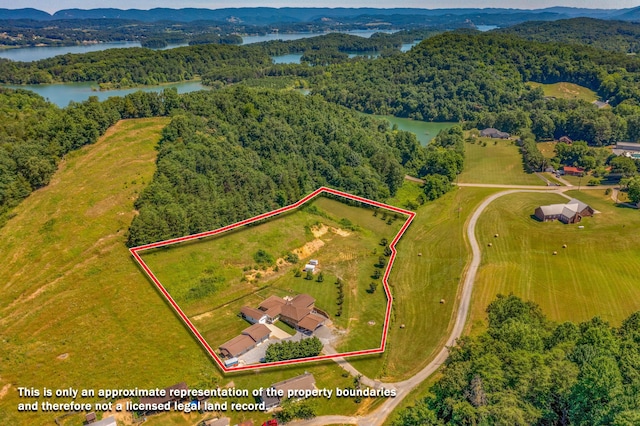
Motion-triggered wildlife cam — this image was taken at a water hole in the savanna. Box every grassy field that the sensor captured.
[346,183,499,380]
[0,119,372,426]
[468,189,640,333]
[537,141,558,159]
[458,138,544,185]
[528,81,598,102]
[140,197,404,357]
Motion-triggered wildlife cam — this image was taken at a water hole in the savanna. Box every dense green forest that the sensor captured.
[126,86,428,246]
[0,87,180,224]
[312,31,640,145]
[498,18,640,54]
[0,43,272,87]
[393,294,640,426]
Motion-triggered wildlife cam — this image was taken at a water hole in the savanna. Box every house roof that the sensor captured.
[240,306,266,321]
[291,294,315,309]
[272,373,316,395]
[219,335,256,357]
[538,199,592,219]
[92,417,117,426]
[204,418,231,426]
[242,323,271,342]
[281,304,311,322]
[563,166,584,173]
[259,295,286,311]
[298,313,326,332]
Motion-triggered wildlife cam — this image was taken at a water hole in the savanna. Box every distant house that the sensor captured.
[562,166,585,177]
[613,141,640,157]
[202,417,231,426]
[480,128,510,139]
[260,373,317,410]
[91,417,117,426]
[559,136,573,144]
[593,100,609,109]
[535,198,594,224]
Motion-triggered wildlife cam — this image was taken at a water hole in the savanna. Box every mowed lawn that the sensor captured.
[348,183,500,381]
[140,196,404,357]
[528,81,598,102]
[0,119,370,426]
[469,189,640,333]
[458,138,544,185]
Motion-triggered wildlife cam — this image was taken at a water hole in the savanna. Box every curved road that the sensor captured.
[290,187,592,426]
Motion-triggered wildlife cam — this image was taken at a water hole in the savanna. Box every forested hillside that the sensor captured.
[498,18,640,54]
[394,295,640,426]
[313,31,640,144]
[0,88,180,224]
[126,86,427,246]
[0,44,271,87]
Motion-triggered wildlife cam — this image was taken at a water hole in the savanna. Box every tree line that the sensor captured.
[393,294,640,425]
[0,87,179,225]
[126,86,429,246]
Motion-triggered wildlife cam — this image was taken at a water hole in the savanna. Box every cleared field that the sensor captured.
[140,196,404,358]
[348,183,499,380]
[0,119,367,426]
[458,138,544,185]
[468,189,640,333]
[528,81,598,102]
[537,141,557,159]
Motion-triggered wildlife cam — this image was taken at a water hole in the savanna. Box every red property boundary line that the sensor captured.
[130,187,415,372]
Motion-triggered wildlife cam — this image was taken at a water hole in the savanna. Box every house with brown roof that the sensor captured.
[535,198,594,224]
[242,323,271,344]
[258,295,286,322]
[219,334,258,359]
[240,306,268,324]
[297,313,326,334]
[280,294,315,328]
[220,323,273,358]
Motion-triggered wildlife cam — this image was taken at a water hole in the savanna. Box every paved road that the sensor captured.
[288,185,618,426]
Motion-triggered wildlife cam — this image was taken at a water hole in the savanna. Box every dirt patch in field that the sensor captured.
[0,383,11,399]
[311,224,329,238]
[293,239,325,259]
[331,227,351,237]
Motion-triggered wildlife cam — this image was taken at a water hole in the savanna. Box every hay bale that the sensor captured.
[562,244,567,248]
[494,233,499,238]
[488,243,492,247]
[418,252,422,257]
[440,299,445,304]
[553,251,558,255]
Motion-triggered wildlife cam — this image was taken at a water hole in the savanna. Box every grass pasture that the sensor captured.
[528,81,598,102]
[0,119,374,426]
[139,196,405,360]
[469,189,640,333]
[458,138,544,185]
[346,183,500,380]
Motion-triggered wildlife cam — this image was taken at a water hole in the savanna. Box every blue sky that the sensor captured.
[4,1,639,14]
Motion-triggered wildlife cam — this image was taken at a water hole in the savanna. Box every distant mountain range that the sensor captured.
[1,7,639,25]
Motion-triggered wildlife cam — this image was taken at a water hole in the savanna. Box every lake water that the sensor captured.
[364,113,458,146]
[0,30,397,62]
[2,80,207,107]
[476,25,499,32]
